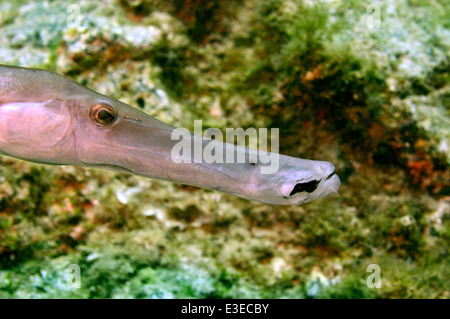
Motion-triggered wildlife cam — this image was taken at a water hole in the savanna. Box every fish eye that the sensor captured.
[90,102,117,126]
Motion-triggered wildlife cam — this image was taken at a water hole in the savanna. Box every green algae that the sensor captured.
[0,0,449,298]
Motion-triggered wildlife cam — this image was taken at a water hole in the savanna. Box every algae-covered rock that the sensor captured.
[0,0,448,298]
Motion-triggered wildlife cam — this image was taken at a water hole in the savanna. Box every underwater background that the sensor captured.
[0,0,448,298]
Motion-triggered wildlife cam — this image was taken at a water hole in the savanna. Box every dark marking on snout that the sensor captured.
[289,180,320,196]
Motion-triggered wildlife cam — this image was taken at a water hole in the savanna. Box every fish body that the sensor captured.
[0,64,340,205]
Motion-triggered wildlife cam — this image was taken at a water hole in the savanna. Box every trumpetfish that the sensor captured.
[0,64,340,205]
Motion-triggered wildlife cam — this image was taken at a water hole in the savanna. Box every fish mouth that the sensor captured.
[323,169,341,194]
[312,167,340,200]
[325,170,336,181]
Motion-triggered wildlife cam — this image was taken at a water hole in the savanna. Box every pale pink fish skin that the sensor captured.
[0,64,340,205]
